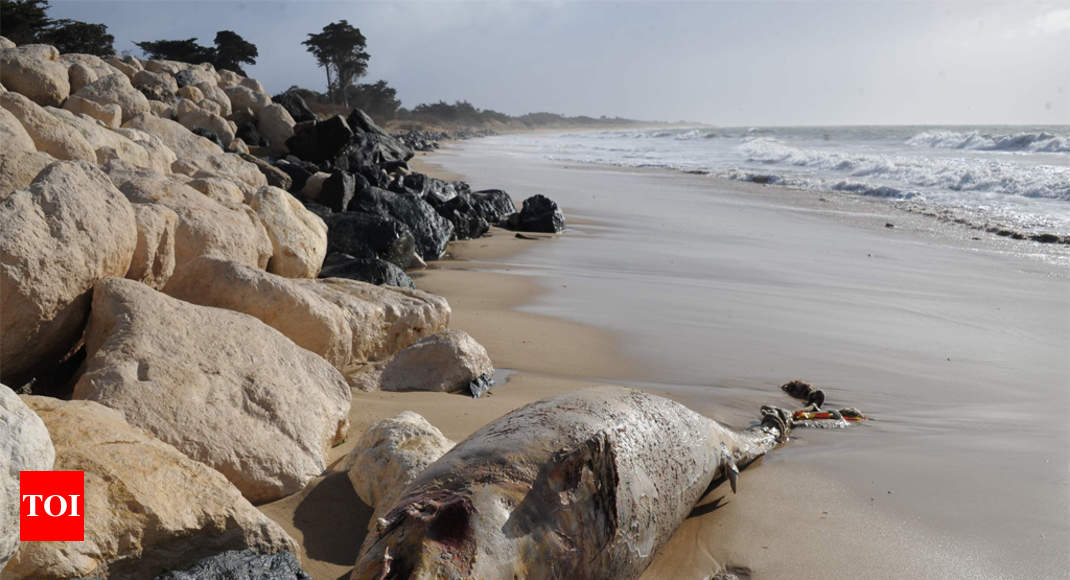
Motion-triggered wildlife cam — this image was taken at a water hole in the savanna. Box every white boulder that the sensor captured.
[72,278,353,503]
[380,329,494,393]
[0,384,55,571]
[3,395,297,579]
[0,161,137,382]
[249,185,327,278]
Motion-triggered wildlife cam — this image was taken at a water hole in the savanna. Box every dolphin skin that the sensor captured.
[352,386,790,579]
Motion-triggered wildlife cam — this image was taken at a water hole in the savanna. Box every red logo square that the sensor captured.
[19,471,84,541]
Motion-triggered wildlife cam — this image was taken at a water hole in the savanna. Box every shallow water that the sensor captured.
[493,125,1070,239]
[434,138,1070,579]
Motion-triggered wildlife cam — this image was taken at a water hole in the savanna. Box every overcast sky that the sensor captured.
[48,1,1070,125]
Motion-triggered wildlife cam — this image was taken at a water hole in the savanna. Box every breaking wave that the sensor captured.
[739,138,1070,202]
[906,130,1070,153]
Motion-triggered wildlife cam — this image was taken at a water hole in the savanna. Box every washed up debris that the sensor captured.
[469,372,494,398]
[779,379,867,428]
[780,379,825,409]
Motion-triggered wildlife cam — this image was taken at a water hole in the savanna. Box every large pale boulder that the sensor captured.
[163,258,450,384]
[257,102,295,155]
[46,107,171,173]
[176,101,235,147]
[0,91,96,161]
[132,69,178,102]
[164,257,351,371]
[60,53,121,76]
[103,55,139,80]
[0,149,54,195]
[175,63,219,88]
[65,62,97,93]
[0,161,137,383]
[301,171,331,199]
[108,165,272,270]
[239,76,266,94]
[0,106,34,152]
[111,126,177,174]
[125,203,178,289]
[72,278,352,503]
[343,411,453,514]
[380,329,494,393]
[0,36,14,50]
[4,395,298,580]
[176,84,203,103]
[187,175,245,205]
[250,185,327,278]
[217,68,242,88]
[0,45,69,106]
[0,384,55,571]
[143,58,184,75]
[74,73,150,122]
[62,94,121,128]
[147,98,172,117]
[123,113,265,190]
[225,85,270,115]
[195,81,231,117]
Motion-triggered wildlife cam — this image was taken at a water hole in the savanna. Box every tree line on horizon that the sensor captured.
[0,0,642,127]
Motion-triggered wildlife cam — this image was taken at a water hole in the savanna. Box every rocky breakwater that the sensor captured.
[0,36,547,578]
[258,93,566,288]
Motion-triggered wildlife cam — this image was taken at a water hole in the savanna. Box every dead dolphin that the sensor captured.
[351,386,791,580]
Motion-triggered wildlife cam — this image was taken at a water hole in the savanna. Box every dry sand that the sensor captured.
[262,144,1070,580]
[259,156,647,580]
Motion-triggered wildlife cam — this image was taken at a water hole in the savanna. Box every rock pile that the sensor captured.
[0,36,522,578]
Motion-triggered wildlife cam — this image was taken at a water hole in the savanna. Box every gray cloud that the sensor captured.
[49,0,1069,125]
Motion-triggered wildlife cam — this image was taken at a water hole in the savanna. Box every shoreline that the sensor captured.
[258,155,653,580]
[407,138,1070,579]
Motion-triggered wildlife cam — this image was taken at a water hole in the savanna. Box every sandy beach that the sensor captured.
[260,140,1069,579]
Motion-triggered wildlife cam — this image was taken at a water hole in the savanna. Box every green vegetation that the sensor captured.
[135,30,258,74]
[302,20,369,108]
[0,5,650,129]
[0,0,114,55]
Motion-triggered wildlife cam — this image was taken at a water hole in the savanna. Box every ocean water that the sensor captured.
[491,125,1070,237]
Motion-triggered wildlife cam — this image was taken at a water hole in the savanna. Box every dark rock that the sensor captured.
[349,187,453,260]
[273,158,316,193]
[346,109,413,163]
[230,107,256,125]
[272,92,316,123]
[153,549,310,580]
[172,69,199,89]
[505,194,565,233]
[403,174,457,206]
[393,129,447,152]
[358,164,390,189]
[235,120,266,147]
[191,127,223,149]
[319,253,414,288]
[747,174,778,185]
[470,189,517,224]
[302,202,333,221]
[1030,233,1062,244]
[285,115,353,163]
[469,372,494,398]
[885,222,895,228]
[238,153,292,190]
[437,194,490,240]
[320,171,356,213]
[323,211,420,268]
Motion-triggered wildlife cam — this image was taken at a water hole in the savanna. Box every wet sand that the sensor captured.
[262,144,1069,579]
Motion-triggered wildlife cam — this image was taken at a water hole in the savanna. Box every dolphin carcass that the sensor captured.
[352,386,794,580]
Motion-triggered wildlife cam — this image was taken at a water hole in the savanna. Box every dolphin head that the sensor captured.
[352,491,483,580]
